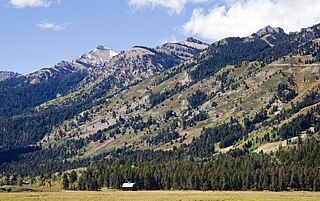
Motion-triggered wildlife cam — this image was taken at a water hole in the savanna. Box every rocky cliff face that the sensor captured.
[78,38,209,90]
[22,46,118,85]
[158,38,208,60]
[71,45,118,68]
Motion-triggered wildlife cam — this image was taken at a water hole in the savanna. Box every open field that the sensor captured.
[1,191,320,201]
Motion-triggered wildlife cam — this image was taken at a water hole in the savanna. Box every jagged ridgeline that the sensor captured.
[0,38,208,151]
[1,23,320,191]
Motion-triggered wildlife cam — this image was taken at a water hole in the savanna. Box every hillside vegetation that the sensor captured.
[1,24,320,192]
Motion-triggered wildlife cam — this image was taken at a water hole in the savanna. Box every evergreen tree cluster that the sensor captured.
[188,90,208,109]
[58,138,320,191]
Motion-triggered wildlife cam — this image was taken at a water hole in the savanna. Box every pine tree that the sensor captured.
[69,170,77,183]
[62,174,69,190]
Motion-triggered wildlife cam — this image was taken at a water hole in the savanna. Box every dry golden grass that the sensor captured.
[1,191,320,201]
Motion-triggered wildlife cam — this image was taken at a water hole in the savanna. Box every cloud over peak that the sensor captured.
[183,0,320,41]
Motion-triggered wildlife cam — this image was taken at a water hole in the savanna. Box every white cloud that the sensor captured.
[128,0,209,14]
[37,22,68,31]
[9,0,60,8]
[183,0,320,41]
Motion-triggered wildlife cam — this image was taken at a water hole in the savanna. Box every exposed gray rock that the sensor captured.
[252,25,285,38]
[0,71,20,82]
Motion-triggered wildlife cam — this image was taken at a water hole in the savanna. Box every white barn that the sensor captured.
[122,182,137,191]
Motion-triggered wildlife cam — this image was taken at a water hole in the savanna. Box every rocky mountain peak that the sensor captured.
[157,38,209,60]
[252,25,285,37]
[72,45,118,68]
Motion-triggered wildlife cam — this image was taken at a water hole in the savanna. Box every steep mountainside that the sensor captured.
[0,46,117,117]
[80,37,208,88]
[0,38,208,152]
[37,38,208,112]
[39,24,320,156]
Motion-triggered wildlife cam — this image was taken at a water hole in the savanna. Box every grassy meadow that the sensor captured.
[1,191,320,201]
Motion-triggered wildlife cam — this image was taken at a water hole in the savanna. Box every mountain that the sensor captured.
[0,38,208,152]
[1,23,320,191]
[252,25,285,38]
[39,23,320,155]
[3,45,117,87]
[0,38,205,117]
[73,45,118,68]
[37,38,209,113]
[85,38,208,86]
[0,46,119,117]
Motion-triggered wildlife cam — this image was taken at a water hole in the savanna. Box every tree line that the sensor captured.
[59,137,320,191]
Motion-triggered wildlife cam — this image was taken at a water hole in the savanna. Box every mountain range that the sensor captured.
[1,23,320,190]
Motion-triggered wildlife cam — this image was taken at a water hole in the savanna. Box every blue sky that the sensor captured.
[1,0,320,74]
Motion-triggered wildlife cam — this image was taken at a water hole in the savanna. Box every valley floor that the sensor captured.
[1,190,320,201]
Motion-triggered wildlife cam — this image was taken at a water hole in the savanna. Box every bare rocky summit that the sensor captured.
[252,25,285,37]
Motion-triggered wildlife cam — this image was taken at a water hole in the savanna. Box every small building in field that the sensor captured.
[122,182,137,191]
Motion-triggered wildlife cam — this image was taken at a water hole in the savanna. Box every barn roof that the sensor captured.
[122,182,135,188]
